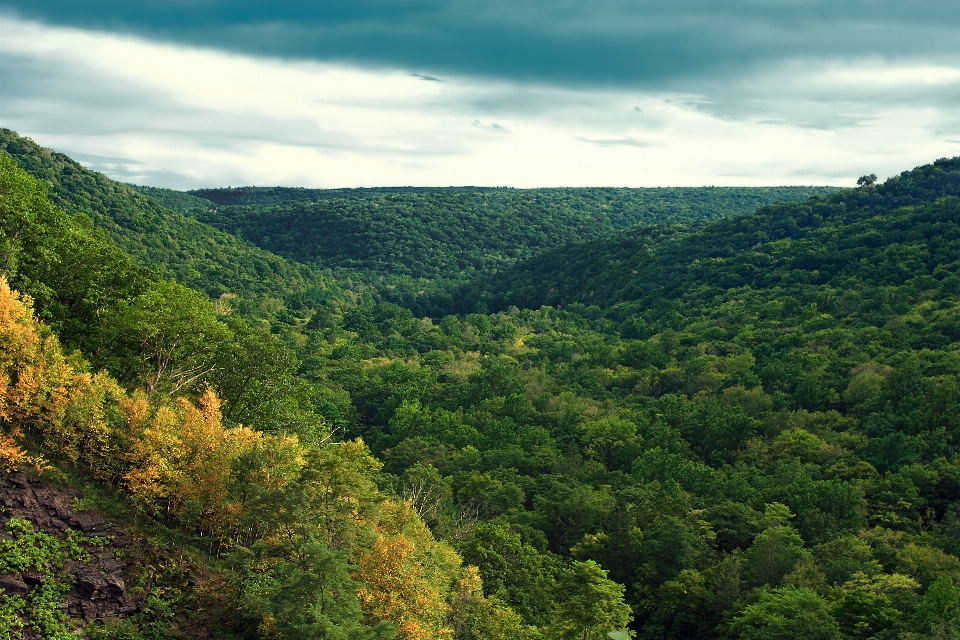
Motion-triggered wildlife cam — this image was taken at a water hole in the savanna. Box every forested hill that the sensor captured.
[180,186,835,281]
[0,129,333,299]
[6,129,960,638]
[445,156,960,314]
[187,185,517,206]
[128,183,213,212]
[185,185,837,220]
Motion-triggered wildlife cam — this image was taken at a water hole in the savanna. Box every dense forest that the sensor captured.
[185,186,524,207]
[181,186,835,214]
[0,130,338,301]
[171,186,835,282]
[3,126,960,639]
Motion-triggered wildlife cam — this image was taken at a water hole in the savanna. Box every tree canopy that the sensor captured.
[4,130,960,639]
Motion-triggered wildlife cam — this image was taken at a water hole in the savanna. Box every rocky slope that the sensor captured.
[0,471,139,636]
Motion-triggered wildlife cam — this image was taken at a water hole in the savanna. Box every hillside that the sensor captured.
[0,129,334,301]
[0,157,545,639]
[187,185,520,206]
[288,156,960,638]
[127,183,213,213]
[448,157,960,314]
[185,186,837,214]
[179,186,835,281]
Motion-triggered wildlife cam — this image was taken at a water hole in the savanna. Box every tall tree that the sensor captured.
[108,280,230,395]
[548,560,633,640]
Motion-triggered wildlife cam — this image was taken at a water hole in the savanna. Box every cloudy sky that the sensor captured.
[2,1,959,189]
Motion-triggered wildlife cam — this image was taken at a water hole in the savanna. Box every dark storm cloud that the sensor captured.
[4,1,960,89]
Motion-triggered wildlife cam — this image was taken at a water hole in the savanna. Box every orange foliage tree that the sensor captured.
[123,388,303,537]
[0,276,74,437]
[353,499,460,640]
[0,275,305,543]
[355,530,452,640]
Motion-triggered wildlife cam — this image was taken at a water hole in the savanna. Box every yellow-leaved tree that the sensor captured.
[0,275,75,471]
[355,500,458,640]
[0,276,74,435]
[123,388,302,536]
[355,499,540,640]
[0,274,305,543]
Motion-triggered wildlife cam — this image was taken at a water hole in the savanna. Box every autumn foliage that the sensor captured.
[123,389,301,535]
[0,277,74,436]
[0,274,525,638]
[356,532,449,640]
[0,275,300,533]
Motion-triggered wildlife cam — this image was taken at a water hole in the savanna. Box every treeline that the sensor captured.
[0,129,337,301]
[187,186,519,207]
[184,185,836,227]
[128,183,213,212]
[444,157,960,313]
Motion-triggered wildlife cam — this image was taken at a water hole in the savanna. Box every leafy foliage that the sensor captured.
[450,156,960,312]
[0,519,88,639]
[186,186,835,283]
[728,587,841,640]
[7,129,960,639]
[0,129,335,300]
[185,185,835,215]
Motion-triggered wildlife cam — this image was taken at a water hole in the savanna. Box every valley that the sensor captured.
[2,127,960,639]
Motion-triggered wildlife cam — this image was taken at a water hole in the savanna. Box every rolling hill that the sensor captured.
[0,129,333,300]
[6,128,960,639]
[179,186,837,281]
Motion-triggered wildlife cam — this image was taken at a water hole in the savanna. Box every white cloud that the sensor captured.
[1,13,958,189]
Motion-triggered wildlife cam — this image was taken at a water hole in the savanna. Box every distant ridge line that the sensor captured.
[187,184,839,207]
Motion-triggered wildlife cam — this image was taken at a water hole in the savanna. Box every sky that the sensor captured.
[1,2,960,189]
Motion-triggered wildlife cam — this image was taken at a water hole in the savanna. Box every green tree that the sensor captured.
[108,280,230,395]
[456,523,561,627]
[911,577,960,636]
[549,560,633,640]
[744,526,806,588]
[209,316,324,439]
[229,440,394,636]
[812,536,881,586]
[580,417,640,472]
[237,542,397,640]
[0,154,150,365]
[727,587,841,640]
[829,588,900,639]
[0,153,48,277]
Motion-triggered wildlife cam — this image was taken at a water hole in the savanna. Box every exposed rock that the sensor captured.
[111,525,134,547]
[77,513,110,535]
[0,471,142,628]
[102,558,125,572]
[21,570,43,586]
[0,574,29,596]
[106,574,126,597]
[75,569,109,599]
